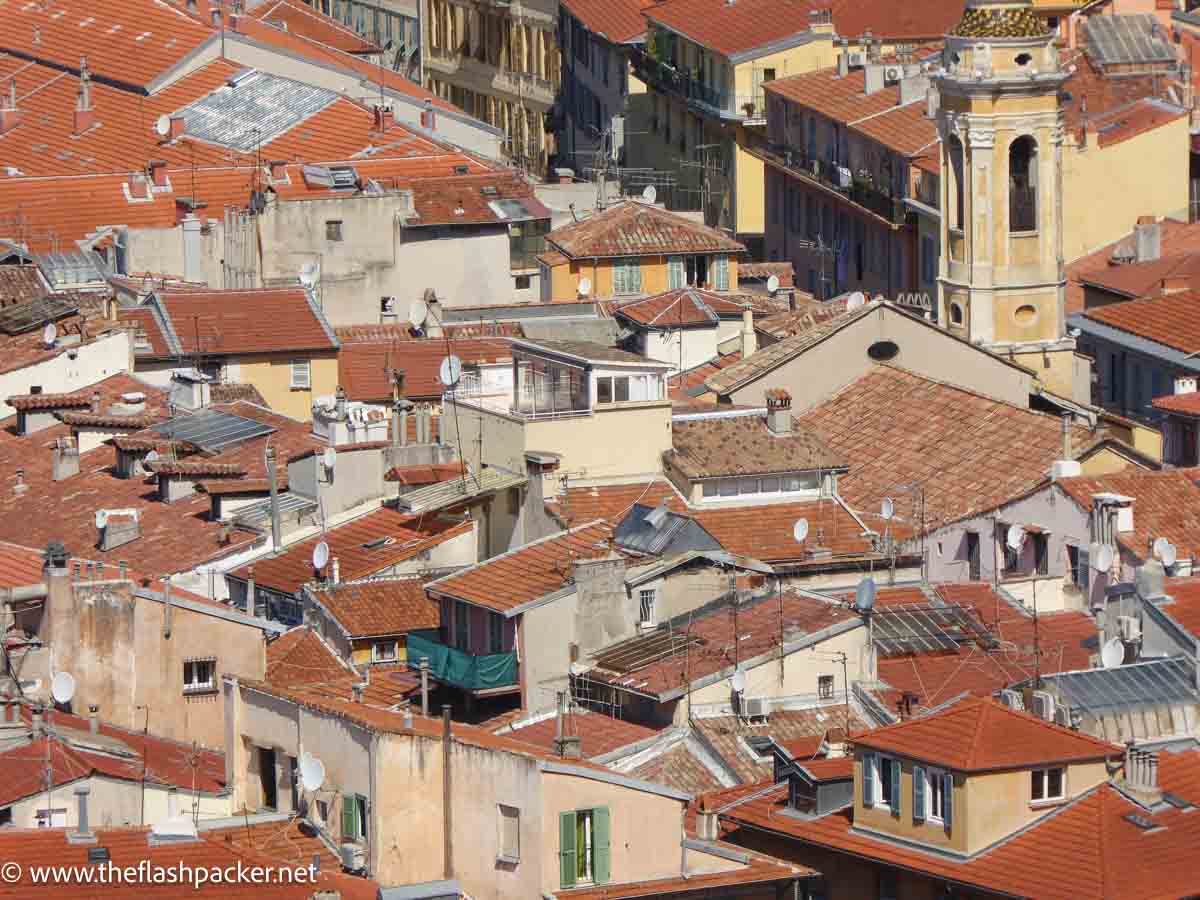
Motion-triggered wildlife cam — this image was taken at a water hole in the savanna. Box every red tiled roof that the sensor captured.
[307,576,439,637]
[501,709,664,757]
[147,288,338,357]
[798,366,1094,532]
[383,462,465,484]
[232,507,472,595]
[560,0,654,43]
[429,522,615,613]
[1083,290,1200,353]
[407,173,548,227]
[204,819,342,872]
[7,391,95,412]
[613,288,751,328]
[738,262,795,289]
[854,696,1118,772]
[669,410,845,478]
[0,266,48,305]
[335,321,523,342]
[695,707,862,784]
[1152,391,1200,416]
[556,856,808,898]
[1066,218,1200,313]
[1148,577,1200,639]
[691,499,879,563]
[338,337,513,402]
[117,307,172,358]
[628,743,726,795]
[1057,468,1200,563]
[1077,252,1200,300]
[668,351,744,401]
[547,201,745,260]
[265,625,354,686]
[254,0,380,53]
[547,480,687,528]
[755,298,851,341]
[795,756,854,780]
[828,0,965,41]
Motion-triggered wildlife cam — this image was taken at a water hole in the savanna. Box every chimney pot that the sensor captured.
[169,116,186,140]
[90,391,102,414]
[268,159,287,180]
[13,468,27,495]
[148,160,168,188]
[765,389,793,435]
[88,704,100,734]
[71,783,96,843]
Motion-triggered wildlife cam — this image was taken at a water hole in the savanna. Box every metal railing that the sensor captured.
[632,49,753,119]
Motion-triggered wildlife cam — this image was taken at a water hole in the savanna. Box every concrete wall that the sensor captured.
[0,332,131,419]
[723,304,1033,410]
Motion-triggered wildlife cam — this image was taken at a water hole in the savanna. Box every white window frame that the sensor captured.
[372,639,399,662]
[183,658,216,695]
[497,803,521,864]
[873,754,897,810]
[638,588,657,627]
[926,767,946,823]
[1031,766,1065,803]
[818,674,834,700]
[290,359,312,390]
[699,473,821,502]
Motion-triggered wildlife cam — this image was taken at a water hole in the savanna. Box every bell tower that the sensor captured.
[934,0,1082,400]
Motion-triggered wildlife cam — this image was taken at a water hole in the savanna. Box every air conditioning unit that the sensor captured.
[743,696,768,719]
[1118,615,1142,643]
[1053,704,1072,728]
[846,51,867,68]
[1031,690,1055,722]
[882,65,903,82]
[339,843,365,871]
[1000,688,1023,710]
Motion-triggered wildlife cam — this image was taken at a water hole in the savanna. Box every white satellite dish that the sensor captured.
[322,447,337,471]
[94,509,109,530]
[854,575,877,614]
[299,753,326,792]
[578,277,592,298]
[1006,524,1026,552]
[766,274,780,294]
[144,450,159,464]
[730,667,747,694]
[409,296,429,329]
[846,291,867,310]
[881,498,894,521]
[1161,541,1178,568]
[298,262,319,288]
[642,184,657,204]
[1092,544,1114,573]
[793,518,809,544]
[438,355,463,387]
[1100,636,1125,669]
[312,540,330,571]
[154,114,171,137]
[51,671,76,705]
[41,322,56,347]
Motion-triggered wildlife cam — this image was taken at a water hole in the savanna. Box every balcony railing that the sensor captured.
[632,48,755,120]
[744,132,910,226]
[407,631,518,692]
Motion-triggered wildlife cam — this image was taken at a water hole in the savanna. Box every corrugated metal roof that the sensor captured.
[1084,14,1177,68]
[395,467,527,515]
[233,492,319,529]
[176,71,339,152]
[612,502,721,555]
[1035,657,1198,715]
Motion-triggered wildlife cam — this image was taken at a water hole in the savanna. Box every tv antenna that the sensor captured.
[51,671,76,706]
[41,322,56,348]
[438,355,463,388]
[854,575,877,614]
[880,497,895,521]
[409,296,429,331]
[1154,537,1177,568]
[577,277,592,298]
[1091,544,1114,574]
[645,501,670,530]
[1006,524,1026,552]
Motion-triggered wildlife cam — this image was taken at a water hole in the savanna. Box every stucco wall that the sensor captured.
[225,353,338,421]
[643,327,719,373]
[3,775,227,829]
[0,332,132,419]
[853,753,968,855]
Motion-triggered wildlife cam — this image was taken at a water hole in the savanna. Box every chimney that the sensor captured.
[335,385,348,420]
[765,389,792,435]
[1135,216,1161,262]
[245,565,256,614]
[552,691,582,759]
[331,557,340,584]
[69,784,97,844]
[99,511,141,551]
[148,160,168,187]
[187,0,197,12]
[1050,413,1082,480]
[88,704,100,735]
[268,159,288,181]
[129,172,150,200]
[13,468,28,495]
[167,786,179,819]
[0,78,21,135]
[696,797,720,841]
[352,682,366,703]
[1123,744,1164,806]
[228,12,239,30]
[836,38,849,77]
[73,58,95,135]
[31,708,43,736]
[265,447,282,551]
[52,437,80,481]
[373,104,393,132]
[90,391,101,415]
[420,98,436,131]
[740,307,757,357]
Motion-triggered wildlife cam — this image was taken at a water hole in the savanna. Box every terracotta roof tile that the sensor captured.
[555,855,807,898]
[500,709,664,757]
[547,201,745,260]
[1152,391,1200,416]
[668,351,743,401]
[383,462,465,484]
[738,262,795,289]
[694,706,863,784]
[1065,219,1200,314]
[559,0,655,43]
[628,743,726,795]
[265,625,355,686]
[254,0,380,53]
[208,382,269,407]
[335,321,522,342]
[0,266,48,305]
[1083,290,1200,353]
[668,409,846,478]
[428,522,615,612]
[406,172,548,227]
[613,288,749,328]
[547,480,688,528]
[307,575,439,637]
[755,297,852,341]
[338,337,513,402]
[1150,577,1200,639]
[1077,252,1200,299]
[690,499,879,563]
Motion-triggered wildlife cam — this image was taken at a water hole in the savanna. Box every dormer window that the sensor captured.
[1031,767,1064,803]
[863,752,900,814]
[914,765,952,827]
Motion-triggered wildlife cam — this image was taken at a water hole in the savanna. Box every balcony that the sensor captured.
[407,631,518,693]
[631,48,758,121]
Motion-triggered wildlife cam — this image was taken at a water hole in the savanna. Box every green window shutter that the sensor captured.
[862,753,875,808]
[559,811,577,888]
[668,257,684,289]
[913,765,925,823]
[342,795,357,840]
[943,773,954,829]
[592,806,611,884]
[613,261,626,295]
[715,254,729,291]
[630,261,642,293]
[890,759,901,816]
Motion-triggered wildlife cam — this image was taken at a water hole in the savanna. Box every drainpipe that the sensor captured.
[442,704,453,879]
[162,576,172,639]
[265,446,281,551]
[420,657,430,717]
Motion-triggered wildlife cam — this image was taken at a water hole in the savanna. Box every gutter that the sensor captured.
[134,587,288,634]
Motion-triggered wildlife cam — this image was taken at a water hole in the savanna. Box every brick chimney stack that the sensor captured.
[0,78,21,135]
[73,57,95,135]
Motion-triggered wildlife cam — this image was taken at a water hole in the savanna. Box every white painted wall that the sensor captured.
[0,332,131,419]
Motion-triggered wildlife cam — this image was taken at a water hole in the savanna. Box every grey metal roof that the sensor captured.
[1084,14,1177,68]
[613,503,721,556]
[175,71,338,152]
[232,491,318,529]
[1036,656,1198,714]
[153,409,276,452]
[395,467,527,515]
[35,250,108,288]
[514,338,668,366]
[378,880,463,900]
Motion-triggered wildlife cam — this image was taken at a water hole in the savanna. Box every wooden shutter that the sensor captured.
[559,811,577,888]
[592,806,611,883]
[862,753,875,808]
[889,759,901,816]
[342,795,357,840]
[943,773,953,828]
[912,765,925,822]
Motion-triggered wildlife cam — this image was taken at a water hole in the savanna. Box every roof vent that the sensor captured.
[453,164,469,176]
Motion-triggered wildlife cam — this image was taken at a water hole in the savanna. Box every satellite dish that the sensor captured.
[144,450,159,464]
[881,498,894,521]
[766,274,780,294]
[94,509,109,529]
[854,575,877,614]
[41,322,56,346]
[298,262,319,287]
[1092,544,1114,573]
[792,518,809,544]
[1161,541,1178,568]
[731,668,747,694]
[322,447,337,470]
[299,753,326,792]
[578,277,592,298]
[642,184,657,204]
[409,296,429,329]
[1101,637,1125,669]
[438,355,463,387]
[312,541,330,571]
[154,114,171,137]
[846,291,866,310]
[1006,524,1026,552]
[51,671,76,705]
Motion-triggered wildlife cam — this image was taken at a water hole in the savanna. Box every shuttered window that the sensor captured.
[559,806,610,887]
[613,259,641,295]
[913,764,926,822]
[290,359,312,389]
[862,752,875,808]
[713,254,729,291]
[668,257,685,289]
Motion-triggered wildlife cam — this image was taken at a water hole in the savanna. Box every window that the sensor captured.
[342,793,368,842]
[290,359,312,390]
[702,481,720,498]
[668,257,685,289]
[612,258,642,295]
[183,658,216,695]
[498,804,521,863]
[36,808,67,828]
[638,588,656,627]
[1009,136,1037,233]
[454,601,470,651]
[1031,767,1064,802]
[559,807,610,887]
[325,219,344,241]
[372,640,398,662]
[966,531,981,580]
[818,674,834,699]
[863,753,901,814]
[595,376,630,404]
[949,302,964,326]
[515,274,531,290]
[488,611,505,653]
[510,218,548,270]
[0,807,10,827]
[713,254,729,291]
[1033,532,1049,575]
[948,135,965,230]
[999,523,1019,575]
